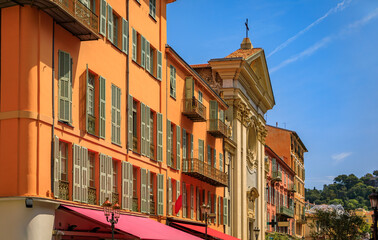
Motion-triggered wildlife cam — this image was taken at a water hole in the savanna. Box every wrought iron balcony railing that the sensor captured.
[112,192,119,205]
[276,206,294,218]
[182,98,206,122]
[0,0,100,40]
[150,200,156,215]
[150,144,155,160]
[88,186,97,205]
[272,170,282,183]
[289,183,297,193]
[59,180,69,200]
[132,197,139,212]
[182,158,228,187]
[207,119,227,138]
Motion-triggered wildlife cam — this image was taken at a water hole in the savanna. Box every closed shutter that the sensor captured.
[147,170,151,214]
[99,154,107,205]
[141,103,146,156]
[166,120,171,167]
[99,0,107,36]
[145,106,150,158]
[185,77,194,99]
[122,18,128,54]
[111,86,115,143]
[272,158,276,176]
[190,185,194,219]
[182,182,186,218]
[157,50,162,81]
[224,198,228,225]
[168,178,172,215]
[214,195,217,224]
[54,135,60,198]
[182,129,187,171]
[213,149,216,168]
[207,145,211,166]
[81,147,89,203]
[176,180,180,216]
[116,87,121,144]
[85,64,89,132]
[128,95,133,150]
[106,156,113,200]
[219,109,224,122]
[122,161,129,210]
[170,66,176,98]
[198,139,204,162]
[73,144,81,202]
[99,76,106,138]
[128,163,133,210]
[218,196,221,225]
[58,51,72,123]
[141,36,146,68]
[219,153,223,172]
[146,41,150,73]
[191,134,194,169]
[209,100,218,120]
[141,168,147,213]
[157,174,164,216]
[107,5,113,43]
[196,187,200,220]
[176,125,181,170]
[156,113,163,162]
[132,28,137,61]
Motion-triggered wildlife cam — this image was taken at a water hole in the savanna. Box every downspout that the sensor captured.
[50,20,55,194]
[126,0,129,154]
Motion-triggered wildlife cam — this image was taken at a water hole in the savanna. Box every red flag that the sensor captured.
[175,194,182,214]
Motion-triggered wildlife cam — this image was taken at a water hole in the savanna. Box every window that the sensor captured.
[113,13,119,47]
[150,110,155,159]
[157,174,164,216]
[150,172,156,215]
[58,50,72,123]
[157,50,162,81]
[149,0,156,18]
[198,91,203,103]
[89,151,95,187]
[132,99,138,151]
[87,71,96,134]
[149,47,155,75]
[113,160,118,193]
[60,141,68,181]
[133,166,138,212]
[111,84,121,145]
[170,65,176,98]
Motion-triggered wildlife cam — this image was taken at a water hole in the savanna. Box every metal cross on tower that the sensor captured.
[245,18,250,38]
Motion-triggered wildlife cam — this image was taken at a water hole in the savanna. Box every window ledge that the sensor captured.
[111,142,122,148]
[170,95,176,101]
[87,132,100,139]
[58,120,74,128]
[149,14,157,22]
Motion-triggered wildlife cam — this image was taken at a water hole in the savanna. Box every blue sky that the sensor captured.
[167,0,378,189]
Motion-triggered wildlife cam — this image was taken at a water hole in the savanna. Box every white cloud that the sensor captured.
[268,0,352,58]
[332,152,353,164]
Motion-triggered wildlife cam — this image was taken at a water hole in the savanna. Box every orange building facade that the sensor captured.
[265,125,308,238]
[0,0,231,239]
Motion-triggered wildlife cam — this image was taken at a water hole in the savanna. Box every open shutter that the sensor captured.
[122,18,129,54]
[81,147,88,203]
[116,87,121,144]
[214,195,217,224]
[166,120,171,167]
[176,180,180,216]
[132,28,137,61]
[122,161,129,210]
[190,185,194,219]
[182,129,187,171]
[111,86,115,143]
[213,149,216,168]
[106,156,113,200]
[198,140,204,162]
[209,100,218,120]
[207,145,211,166]
[182,182,186,218]
[141,168,147,213]
[224,198,228,225]
[107,4,113,43]
[146,41,150,73]
[191,134,194,170]
[128,163,133,210]
[54,135,60,198]
[219,109,224,122]
[73,144,81,202]
[146,106,150,158]
[99,0,107,36]
[141,103,146,156]
[168,178,172,215]
[220,153,223,172]
[128,95,133,150]
[99,154,107,205]
[218,196,221,225]
[272,158,277,173]
[85,64,89,132]
[157,174,164,216]
[196,187,200,220]
[157,113,163,162]
[176,125,181,170]
[99,76,106,138]
[58,51,71,122]
[157,50,162,81]
[141,36,146,68]
[185,77,194,99]
[147,170,151,214]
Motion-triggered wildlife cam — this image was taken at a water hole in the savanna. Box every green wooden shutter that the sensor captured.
[141,103,146,156]
[106,156,113,201]
[219,153,223,172]
[141,168,147,213]
[166,120,171,167]
[176,180,180,216]
[99,0,107,36]
[85,64,89,132]
[209,100,218,120]
[107,4,113,43]
[111,85,116,143]
[157,113,163,162]
[122,18,128,54]
[122,161,129,210]
[116,87,121,144]
[99,154,107,205]
[182,182,186,218]
[185,77,194,99]
[191,134,193,158]
[176,125,181,170]
[219,109,224,122]
[99,76,106,138]
[272,158,277,173]
[54,135,60,198]
[128,95,133,150]
[218,196,221,225]
[196,187,199,220]
[190,185,194,219]
[128,163,133,210]
[58,50,71,123]
[182,129,187,171]
[214,195,217,224]
[146,40,150,73]
[157,50,162,81]
[146,106,150,158]
[213,149,216,168]
[198,139,204,162]
[157,174,164,216]
[170,66,176,98]
[168,178,172,215]
[141,36,146,68]
[132,28,137,61]
[224,198,228,225]
[73,144,81,202]
[207,145,211,166]
[81,147,88,203]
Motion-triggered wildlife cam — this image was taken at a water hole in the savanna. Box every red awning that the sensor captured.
[172,222,240,240]
[61,205,201,240]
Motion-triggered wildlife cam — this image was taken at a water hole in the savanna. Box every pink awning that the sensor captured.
[62,205,201,240]
[172,222,240,240]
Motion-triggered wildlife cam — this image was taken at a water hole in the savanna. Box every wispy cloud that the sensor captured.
[332,152,353,164]
[268,0,352,58]
[270,8,378,73]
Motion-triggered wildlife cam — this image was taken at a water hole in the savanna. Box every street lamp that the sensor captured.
[201,204,215,240]
[369,189,378,240]
[253,227,260,240]
[102,198,121,240]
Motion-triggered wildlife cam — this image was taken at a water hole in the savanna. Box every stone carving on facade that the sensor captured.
[234,100,245,122]
[247,187,259,220]
[225,118,233,138]
[247,148,258,171]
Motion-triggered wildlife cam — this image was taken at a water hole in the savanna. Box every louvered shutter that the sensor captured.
[213,149,216,168]
[146,41,150,72]
[191,134,194,171]
[99,154,107,205]
[157,50,162,81]
[272,158,277,173]
[122,18,128,54]
[170,66,176,98]
[111,86,115,143]
[182,129,187,171]
[58,51,71,123]
[176,180,180,216]
[107,5,113,43]
[199,139,204,162]
[190,185,194,219]
[146,106,150,158]
[196,187,200,220]
[141,168,147,213]
[157,174,164,216]
[157,113,163,162]
[85,64,89,132]
[208,191,211,213]
[81,147,88,203]
[128,95,133,150]
[147,170,151,214]
[106,156,113,200]
[182,182,186,218]
[99,0,107,36]
[209,100,218,120]
[141,36,146,68]
[166,120,171,167]
[219,109,224,122]
[128,163,133,210]
[224,198,228,225]
[207,145,211,166]
[141,103,146,156]
[73,144,81,202]
[99,76,106,138]
[176,125,181,170]
[122,161,129,210]
[116,87,121,144]
[185,77,194,99]
[218,196,221,225]
[132,28,137,61]
[168,178,172,215]
[54,135,60,198]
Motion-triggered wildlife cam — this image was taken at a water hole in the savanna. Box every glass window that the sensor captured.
[113,14,119,47]
[150,110,154,158]
[89,151,95,187]
[149,0,156,18]
[88,72,95,116]
[198,91,203,103]
[150,48,154,75]
[113,160,117,192]
[59,142,68,181]
[133,100,138,138]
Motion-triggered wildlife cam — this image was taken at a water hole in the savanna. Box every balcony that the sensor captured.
[112,192,119,204]
[150,200,156,215]
[0,0,100,41]
[132,197,138,212]
[272,170,282,183]
[182,158,228,187]
[289,183,297,193]
[297,214,306,224]
[182,98,206,122]
[276,206,294,218]
[207,119,227,138]
[59,180,69,200]
[88,186,97,205]
[150,144,155,160]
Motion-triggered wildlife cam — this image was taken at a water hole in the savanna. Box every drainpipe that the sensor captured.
[126,0,129,153]
[50,20,55,194]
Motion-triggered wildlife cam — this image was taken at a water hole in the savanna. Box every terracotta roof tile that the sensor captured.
[225,48,262,59]
[191,63,210,68]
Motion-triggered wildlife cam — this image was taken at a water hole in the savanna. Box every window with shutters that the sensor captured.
[89,152,95,187]
[170,65,176,99]
[58,50,72,124]
[132,166,139,212]
[111,84,121,145]
[198,91,203,103]
[112,160,118,192]
[149,110,156,160]
[60,142,68,181]
[149,0,156,19]
[149,46,155,76]
[149,172,156,215]
[112,13,120,48]
[132,99,139,152]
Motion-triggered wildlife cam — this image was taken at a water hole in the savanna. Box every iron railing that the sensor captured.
[59,180,69,200]
[207,119,227,138]
[88,186,97,205]
[112,192,119,204]
[277,206,294,218]
[289,183,297,193]
[150,200,156,215]
[132,197,139,212]
[182,158,228,187]
[150,144,155,160]
[133,136,138,153]
[272,170,282,182]
[182,98,206,122]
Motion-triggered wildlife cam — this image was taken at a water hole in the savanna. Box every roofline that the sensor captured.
[209,57,243,62]
[265,144,296,176]
[266,125,308,152]
[165,45,228,109]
